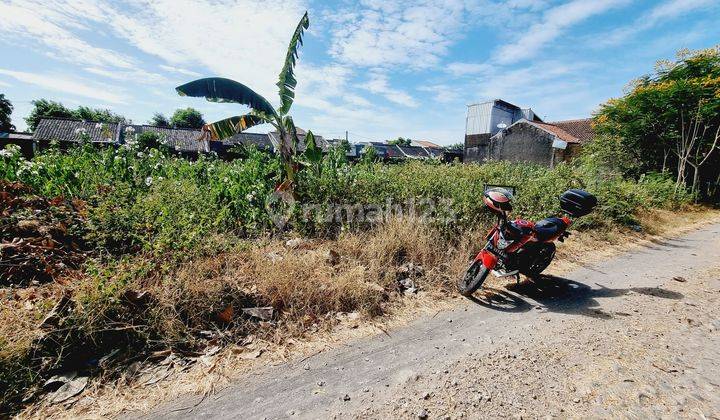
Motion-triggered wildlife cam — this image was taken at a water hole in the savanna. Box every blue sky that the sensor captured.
[0,0,718,144]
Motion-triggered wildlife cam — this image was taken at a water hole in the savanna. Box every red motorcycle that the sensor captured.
[457,186,597,296]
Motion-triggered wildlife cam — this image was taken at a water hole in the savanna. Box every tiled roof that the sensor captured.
[423,147,444,158]
[397,145,431,159]
[224,132,274,150]
[547,118,595,143]
[128,125,208,152]
[270,130,329,152]
[527,121,580,144]
[33,118,120,143]
[385,145,405,159]
[32,118,280,154]
[411,140,442,148]
[299,133,329,152]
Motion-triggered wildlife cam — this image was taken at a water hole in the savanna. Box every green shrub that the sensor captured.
[1,141,694,258]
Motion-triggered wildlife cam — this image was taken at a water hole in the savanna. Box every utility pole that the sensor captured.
[345,130,348,143]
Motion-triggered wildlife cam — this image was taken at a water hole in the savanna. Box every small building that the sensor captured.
[487,119,580,167]
[354,141,461,162]
[464,99,595,167]
[0,131,34,158]
[33,118,121,148]
[25,118,328,160]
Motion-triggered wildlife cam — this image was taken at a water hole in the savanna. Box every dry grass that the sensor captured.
[147,216,484,340]
[6,206,720,418]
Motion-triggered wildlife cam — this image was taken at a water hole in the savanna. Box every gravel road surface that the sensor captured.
[152,222,720,419]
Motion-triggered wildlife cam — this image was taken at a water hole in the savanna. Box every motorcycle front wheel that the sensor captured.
[457,260,490,296]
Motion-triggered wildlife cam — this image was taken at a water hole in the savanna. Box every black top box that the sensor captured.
[560,189,597,217]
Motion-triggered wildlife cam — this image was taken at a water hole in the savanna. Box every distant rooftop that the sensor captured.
[548,118,595,143]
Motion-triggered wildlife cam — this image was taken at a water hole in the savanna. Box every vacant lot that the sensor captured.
[0,143,700,415]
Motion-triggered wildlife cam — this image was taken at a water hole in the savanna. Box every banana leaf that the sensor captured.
[176,78,277,119]
[303,131,323,165]
[277,12,310,115]
[282,115,300,156]
[204,114,267,140]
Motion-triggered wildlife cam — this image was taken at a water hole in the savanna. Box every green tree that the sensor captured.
[24,99,126,131]
[170,108,205,129]
[595,46,720,196]
[75,106,126,124]
[388,137,411,146]
[0,93,14,132]
[25,99,74,131]
[361,144,379,164]
[338,138,352,153]
[149,112,171,127]
[445,142,464,150]
[176,12,319,189]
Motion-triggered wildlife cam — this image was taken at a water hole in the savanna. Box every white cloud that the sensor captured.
[418,84,464,104]
[646,0,715,24]
[494,0,629,64]
[0,1,136,70]
[99,0,308,105]
[343,94,373,108]
[362,72,418,107]
[159,65,202,78]
[474,60,587,99]
[0,0,310,106]
[595,0,716,47]
[446,62,492,76]
[0,69,128,104]
[84,67,168,84]
[326,0,470,69]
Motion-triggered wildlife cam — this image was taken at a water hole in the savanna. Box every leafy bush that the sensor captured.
[1,140,694,259]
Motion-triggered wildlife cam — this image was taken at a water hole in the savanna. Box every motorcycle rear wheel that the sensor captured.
[457,260,490,296]
[521,242,556,278]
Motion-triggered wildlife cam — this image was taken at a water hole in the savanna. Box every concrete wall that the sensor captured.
[464,120,582,167]
[488,123,555,166]
[464,133,491,163]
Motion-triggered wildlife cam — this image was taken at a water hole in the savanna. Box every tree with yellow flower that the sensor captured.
[595,46,720,199]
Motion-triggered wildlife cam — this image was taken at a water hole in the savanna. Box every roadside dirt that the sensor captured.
[145,218,720,419]
[25,210,720,419]
[355,268,720,419]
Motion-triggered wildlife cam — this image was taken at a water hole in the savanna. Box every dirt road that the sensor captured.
[152,222,720,419]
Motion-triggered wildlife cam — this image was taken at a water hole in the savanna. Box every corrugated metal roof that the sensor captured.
[33,118,120,143]
[466,102,494,135]
[0,132,32,140]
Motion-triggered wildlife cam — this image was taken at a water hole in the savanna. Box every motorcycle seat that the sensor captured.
[533,217,567,241]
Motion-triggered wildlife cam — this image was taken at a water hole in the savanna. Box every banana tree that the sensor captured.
[176,11,321,189]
